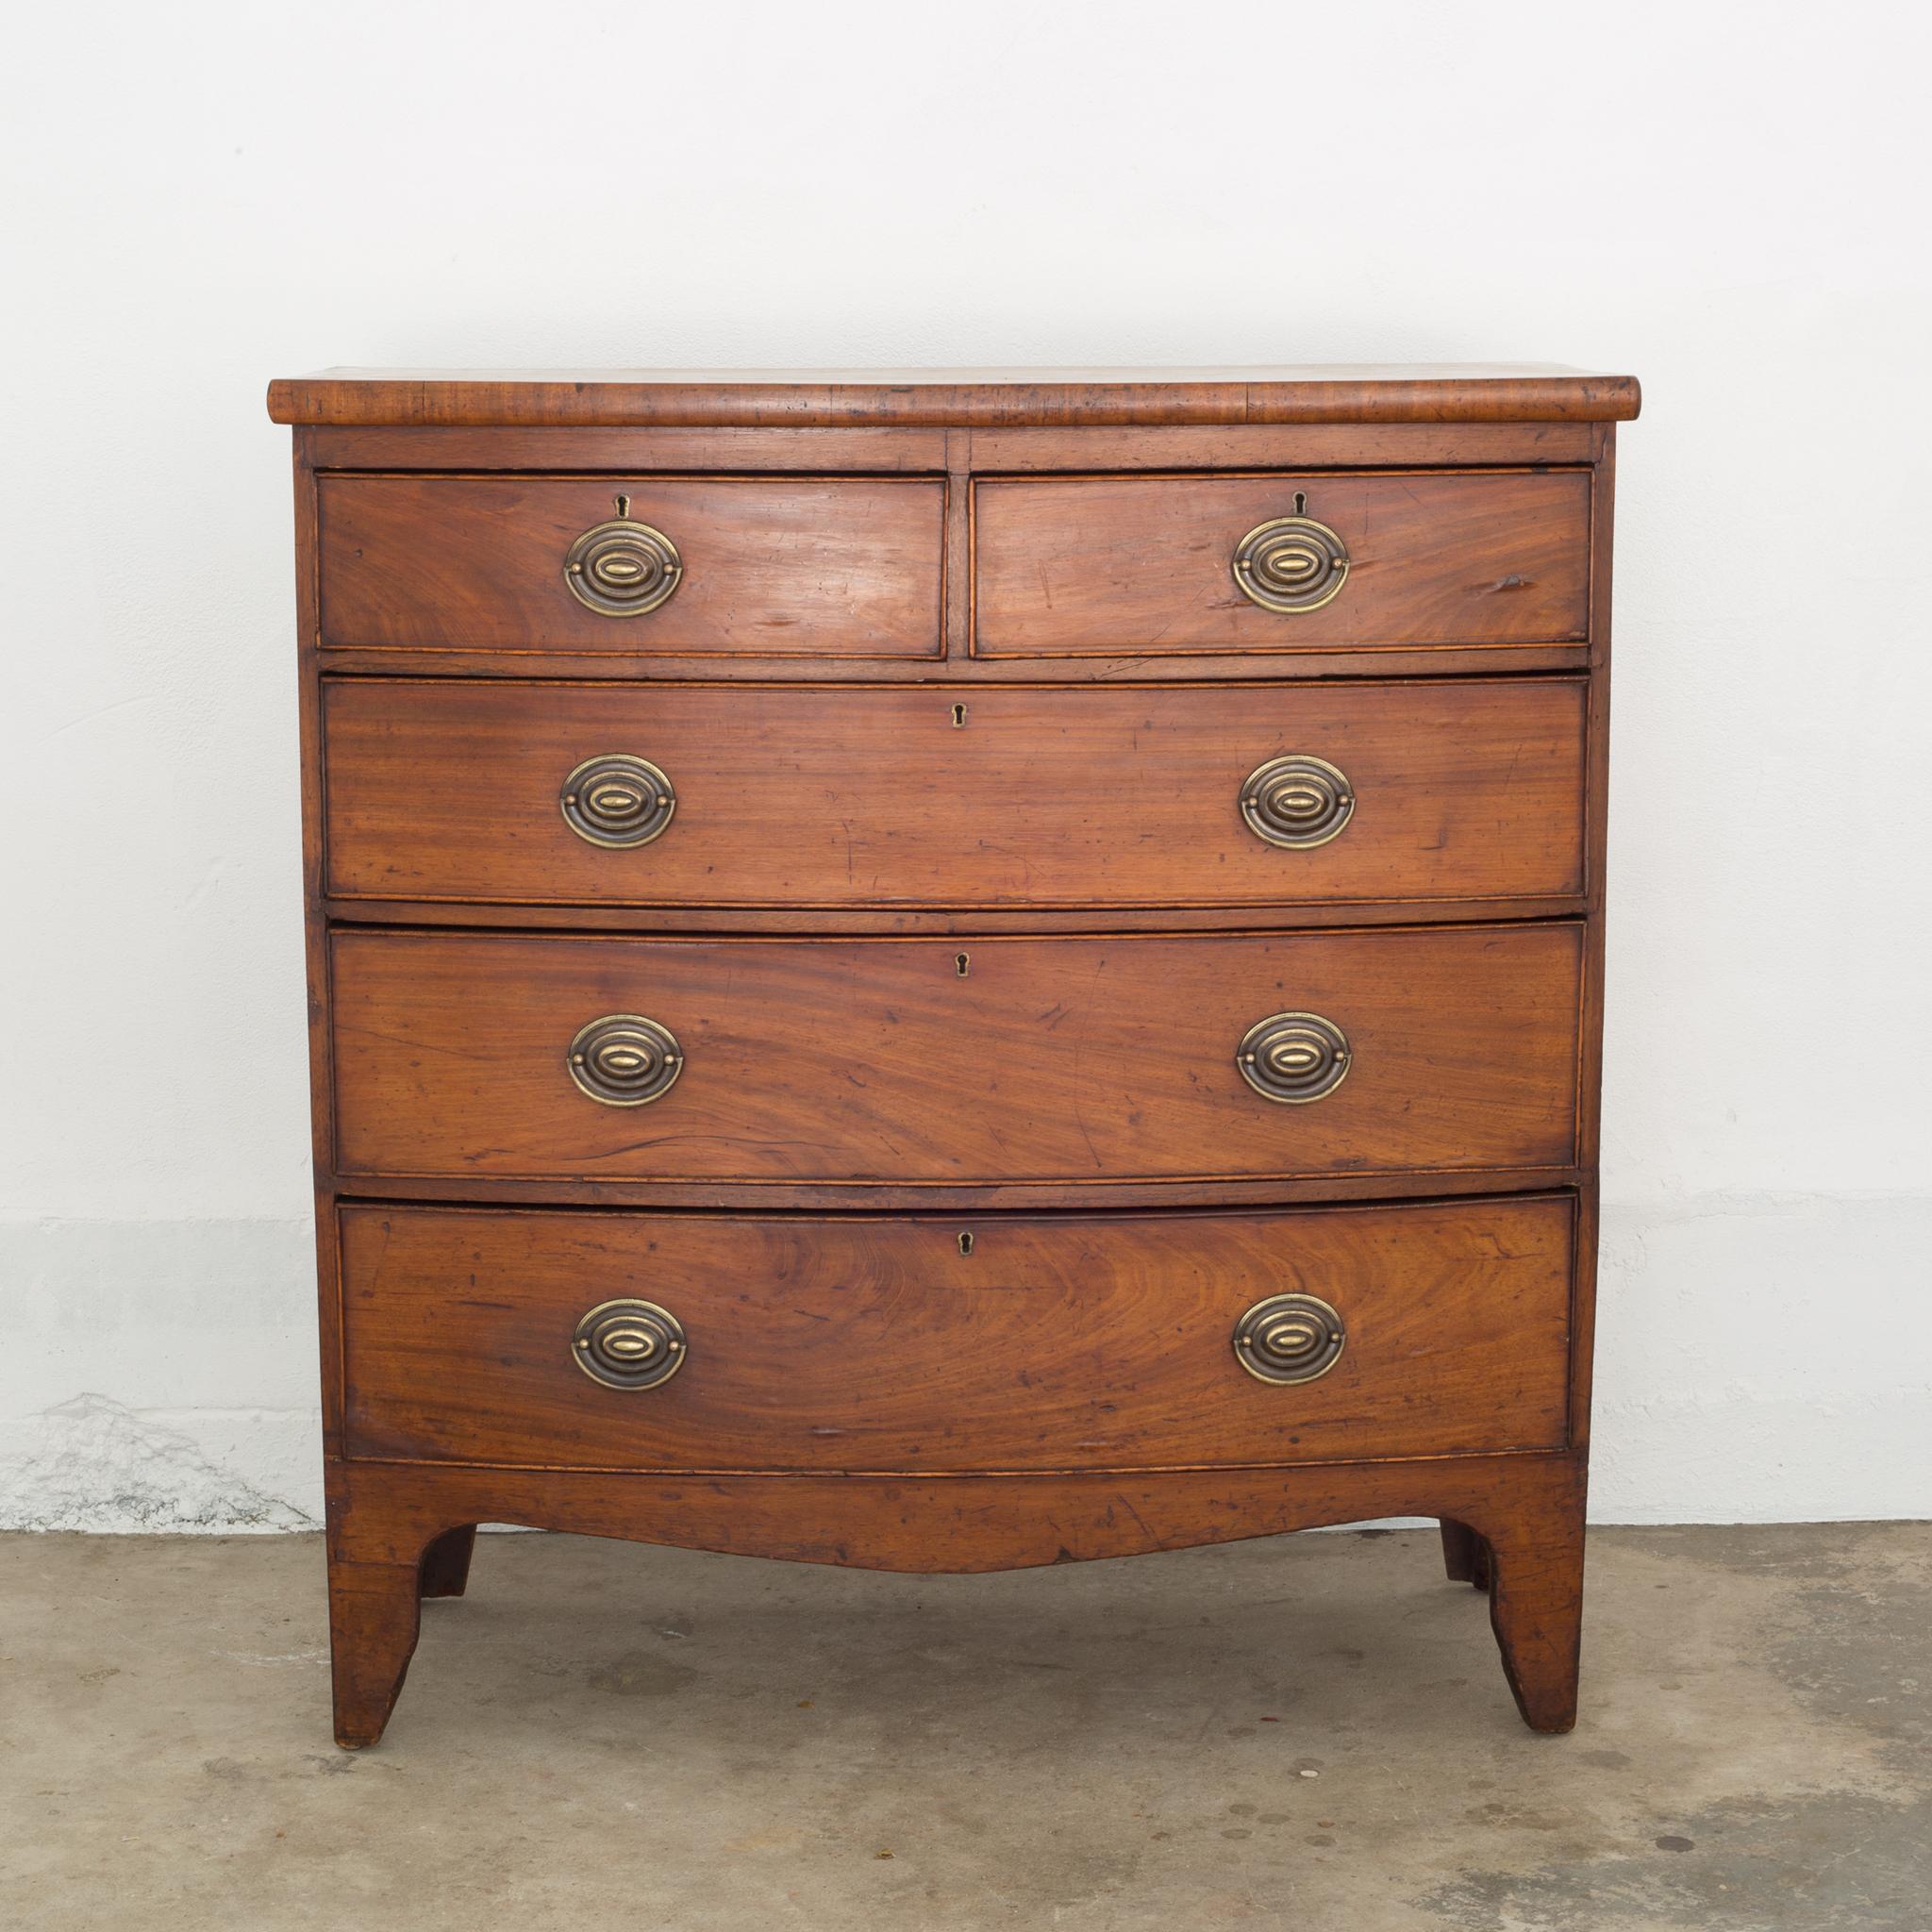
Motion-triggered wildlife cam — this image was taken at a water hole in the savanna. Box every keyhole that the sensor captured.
[1292,491,1307,516]
[951,703,967,727]
[958,1232,974,1257]
[615,493,631,518]
[955,953,970,977]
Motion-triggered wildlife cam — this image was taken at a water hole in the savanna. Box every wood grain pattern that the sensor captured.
[1564,426,1618,1476]
[272,372,1627,1748]
[309,425,949,472]
[321,676,1587,910]
[323,1450,1588,1744]
[318,475,944,656]
[328,924,1583,1184]
[288,441,348,1462]
[326,1557,424,1749]
[270,365,1641,429]
[304,420,1596,475]
[959,422,1600,473]
[339,1196,1574,1473]
[974,471,1591,655]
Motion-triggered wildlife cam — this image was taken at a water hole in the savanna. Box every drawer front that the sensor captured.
[330,925,1581,1183]
[974,471,1591,655]
[323,677,1588,910]
[317,475,945,656]
[339,1196,1574,1472]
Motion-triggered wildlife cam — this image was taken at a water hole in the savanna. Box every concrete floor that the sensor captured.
[2,1524,1925,1930]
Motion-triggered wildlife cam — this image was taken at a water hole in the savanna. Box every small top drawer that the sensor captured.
[317,475,945,657]
[973,470,1591,656]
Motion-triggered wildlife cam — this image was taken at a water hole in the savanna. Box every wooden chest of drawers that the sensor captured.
[268,364,1639,1747]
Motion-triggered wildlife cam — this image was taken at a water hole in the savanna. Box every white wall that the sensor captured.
[3,1,1927,1529]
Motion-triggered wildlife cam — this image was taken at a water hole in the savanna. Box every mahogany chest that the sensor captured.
[267,365,1639,1746]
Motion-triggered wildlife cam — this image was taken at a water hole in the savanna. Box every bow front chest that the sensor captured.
[268,365,1639,1746]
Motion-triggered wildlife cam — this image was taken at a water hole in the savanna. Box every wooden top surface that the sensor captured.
[267,364,1640,429]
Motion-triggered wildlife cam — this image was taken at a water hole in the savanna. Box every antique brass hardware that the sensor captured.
[1237,1011,1351,1104]
[1240,753,1354,849]
[1233,1292,1345,1385]
[560,754,676,848]
[958,1231,974,1256]
[563,500,683,617]
[1232,493,1349,613]
[951,702,968,727]
[566,1014,684,1107]
[572,1298,688,1391]
[955,952,971,977]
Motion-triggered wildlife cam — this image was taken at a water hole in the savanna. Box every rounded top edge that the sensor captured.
[265,367,1641,429]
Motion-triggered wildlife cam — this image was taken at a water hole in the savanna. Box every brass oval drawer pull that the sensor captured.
[1233,1292,1345,1385]
[567,1014,684,1107]
[573,1298,687,1390]
[560,754,676,848]
[563,512,682,617]
[1237,1011,1350,1104]
[1241,754,1354,848]
[1232,508,1349,613]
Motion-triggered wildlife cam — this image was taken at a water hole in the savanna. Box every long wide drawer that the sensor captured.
[330,924,1582,1184]
[974,470,1591,655]
[317,475,945,657]
[322,677,1587,910]
[339,1195,1575,1472]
